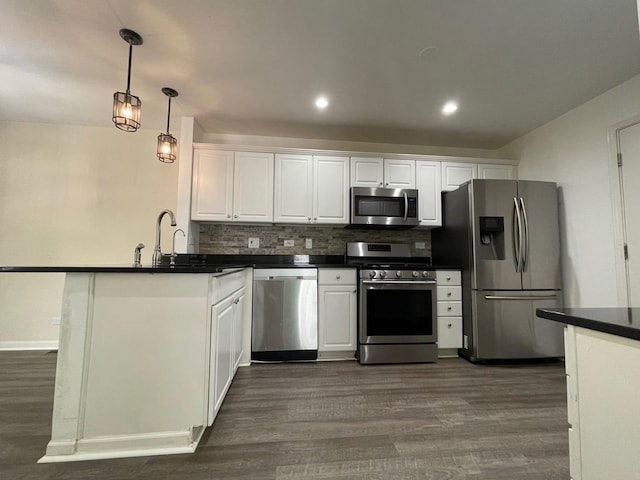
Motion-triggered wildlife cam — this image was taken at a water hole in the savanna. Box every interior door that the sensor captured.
[517,181,562,290]
[618,123,640,307]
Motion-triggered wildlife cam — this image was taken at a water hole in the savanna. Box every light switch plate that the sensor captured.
[284,239,294,247]
[248,237,260,248]
[415,242,426,249]
[305,238,313,249]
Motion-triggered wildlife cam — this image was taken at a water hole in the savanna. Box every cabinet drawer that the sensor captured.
[318,268,357,285]
[437,316,462,349]
[437,301,462,317]
[436,270,461,285]
[211,270,246,305]
[437,286,461,302]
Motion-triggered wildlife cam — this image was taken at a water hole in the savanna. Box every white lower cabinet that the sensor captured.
[318,269,357,357]
[208,271,246,426]
[436,270,463,355]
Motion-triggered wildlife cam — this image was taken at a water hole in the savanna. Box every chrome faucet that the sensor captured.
[170,229,186,266]
[152,209,177,266]
[133,243,145,267]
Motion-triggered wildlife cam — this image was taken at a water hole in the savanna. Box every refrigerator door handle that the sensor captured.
[484,294,558,301]
[403,190,408,222]
[513,197,522,272]
[520,197,529,272]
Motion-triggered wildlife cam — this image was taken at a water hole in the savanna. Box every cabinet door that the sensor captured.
[415,160,441,227]
[313,156,349,224]
[274,154,313,223]
[442,162,477,191]
[209,296,234,424]
[318,285,357,352]
[233,152,274,222]
[350,157,384,187]
[191,150,234,221]
[384,159,415,188]
[232,290,245,372]
[478,163,516,180]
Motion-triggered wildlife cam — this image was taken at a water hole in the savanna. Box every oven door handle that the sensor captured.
[361,280,436,285]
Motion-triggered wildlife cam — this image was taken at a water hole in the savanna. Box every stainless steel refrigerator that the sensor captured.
[432,179,564,361]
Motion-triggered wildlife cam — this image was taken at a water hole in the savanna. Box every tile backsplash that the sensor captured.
[199,224,432,257]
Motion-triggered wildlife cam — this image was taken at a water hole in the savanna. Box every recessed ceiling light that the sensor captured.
[315,96,329,109]
[442,101,458,115]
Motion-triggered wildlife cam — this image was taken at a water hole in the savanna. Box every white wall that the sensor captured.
[0,122,178,346]
[499,74,640,307]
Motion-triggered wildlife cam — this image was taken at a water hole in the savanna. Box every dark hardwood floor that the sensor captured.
[0,351,569,479]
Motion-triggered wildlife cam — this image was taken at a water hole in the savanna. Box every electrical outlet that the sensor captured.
[248,237,260,248]
[415,242,426,249]
[51,316,61,326]
[284,239,294,247]
[305,238,313,249]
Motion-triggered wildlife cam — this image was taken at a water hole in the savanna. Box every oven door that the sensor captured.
[359,280,437,344]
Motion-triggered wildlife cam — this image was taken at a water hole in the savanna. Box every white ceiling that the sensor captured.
[1,0,639,149]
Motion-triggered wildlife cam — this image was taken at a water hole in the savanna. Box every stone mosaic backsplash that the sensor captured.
[199,223,432,257]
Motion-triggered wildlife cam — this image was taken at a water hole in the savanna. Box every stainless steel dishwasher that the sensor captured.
[252,268,318,361]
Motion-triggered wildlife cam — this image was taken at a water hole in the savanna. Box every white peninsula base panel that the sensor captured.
[39,270,250,463]
[564,325,640,480]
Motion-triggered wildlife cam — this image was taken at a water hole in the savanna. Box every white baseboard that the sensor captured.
[39,427,203,463]
[0,340,58,351]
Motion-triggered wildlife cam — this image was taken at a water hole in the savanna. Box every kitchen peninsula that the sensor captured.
[536,307,640,480]
[1,264,253,463]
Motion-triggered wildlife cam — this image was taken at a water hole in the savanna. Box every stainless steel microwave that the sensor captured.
[349,187,419,228]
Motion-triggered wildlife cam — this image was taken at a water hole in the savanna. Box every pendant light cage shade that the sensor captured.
[157,132,177,163]
[157,87,178,163]
[112,91,142,132]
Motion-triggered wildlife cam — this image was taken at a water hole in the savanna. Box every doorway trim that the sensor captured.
[607,114,640,307]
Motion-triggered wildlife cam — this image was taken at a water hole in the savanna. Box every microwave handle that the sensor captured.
[403,190,408,222]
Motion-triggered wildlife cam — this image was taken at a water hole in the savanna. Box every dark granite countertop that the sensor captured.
[537,307,640,341]
[1,254,459,274]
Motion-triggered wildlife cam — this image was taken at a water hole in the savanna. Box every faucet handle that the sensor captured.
[133,243,145,267]
[170,229,186,266]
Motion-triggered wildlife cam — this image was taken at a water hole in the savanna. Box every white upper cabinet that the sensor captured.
[275,155,349,224]
[191,149,234,221]
[350,157,384,187]
[441,161,478,191]
[191,148,274,222]
[384,159,415,188]
[478,163,516,180]
[232,152,275,222]
[274,154,314,223]
[351,157,415,188]
[313,156,350,224]
[416,160,442,227]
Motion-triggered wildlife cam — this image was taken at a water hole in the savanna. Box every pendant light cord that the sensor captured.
[126,44,133,93]
[166,96,172,134]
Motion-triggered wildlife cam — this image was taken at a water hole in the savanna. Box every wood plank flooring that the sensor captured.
[0,351,569,479]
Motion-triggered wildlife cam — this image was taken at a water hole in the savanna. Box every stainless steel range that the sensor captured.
[346,242,437,365]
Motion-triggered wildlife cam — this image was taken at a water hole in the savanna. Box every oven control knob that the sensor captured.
[396,271,402,278]
[369,270,377,278]
[379,271,387,278]
[422,271,429,278]
[412,271,419,278]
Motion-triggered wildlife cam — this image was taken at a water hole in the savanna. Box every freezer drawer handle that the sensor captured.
[484,294,557,301]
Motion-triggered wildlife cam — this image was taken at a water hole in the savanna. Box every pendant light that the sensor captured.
[112,29,143,132]
[157,88,178,163]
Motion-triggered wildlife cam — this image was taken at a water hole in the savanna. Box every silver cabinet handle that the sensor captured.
[447,306,452,311]
[448,323,452,328]
[227,214,231,219]
[234,214,238,219]
[447,292,452,297]
[336,275,341,280]
[446,276,451,281]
